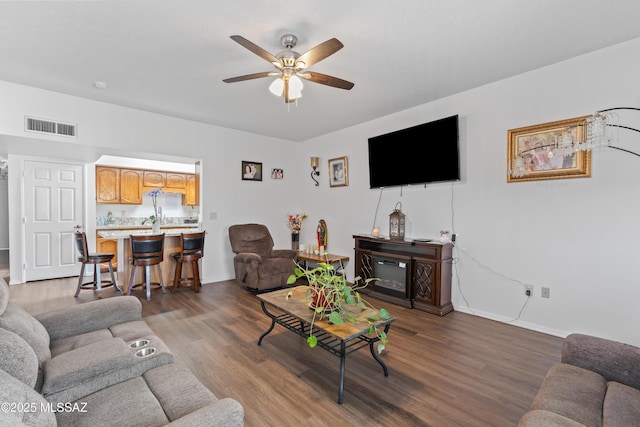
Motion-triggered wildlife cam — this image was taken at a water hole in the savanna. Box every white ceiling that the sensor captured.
[1,1,640,142]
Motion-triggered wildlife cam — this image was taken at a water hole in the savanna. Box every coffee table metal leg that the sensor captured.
[338,341,346,404]
[258,302,276,345]
[369,323,391,376]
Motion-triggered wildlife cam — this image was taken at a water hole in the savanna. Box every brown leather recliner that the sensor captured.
[228,224,297,292]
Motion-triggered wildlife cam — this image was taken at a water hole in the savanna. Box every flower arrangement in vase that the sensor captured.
[287,212,307,250]
[142,187,163,232]
[286,261,391,354]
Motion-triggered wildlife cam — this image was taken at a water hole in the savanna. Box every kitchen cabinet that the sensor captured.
[98,166,196,203]
[119,169,143,204]
[96,167,143,204]
[166,172,187,190]
[96,233,118,269]
[143,170,165,188]
[183,174,199,206]
[96,167,120,204]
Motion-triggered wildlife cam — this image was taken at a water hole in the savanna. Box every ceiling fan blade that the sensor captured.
[223,71,273,83]
[230,35,278,64]
[295,38,344,69]
[302,72,354,90]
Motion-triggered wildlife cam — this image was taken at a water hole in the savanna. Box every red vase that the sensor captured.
[310,286,337,312]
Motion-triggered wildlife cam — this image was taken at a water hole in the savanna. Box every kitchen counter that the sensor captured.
[97,228,203,291]
[96,224,198,231]
[97,227,200,239]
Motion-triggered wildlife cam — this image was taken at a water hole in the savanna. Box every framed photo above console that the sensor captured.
[507,116,591,183]
[328,156,348,187]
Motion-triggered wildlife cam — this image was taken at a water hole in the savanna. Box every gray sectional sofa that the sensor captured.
[518,333,640,426]
[0,278,244,426]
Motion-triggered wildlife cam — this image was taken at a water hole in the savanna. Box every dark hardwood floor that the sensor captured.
[8,277,562,427]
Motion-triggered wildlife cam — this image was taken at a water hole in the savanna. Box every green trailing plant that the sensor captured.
[286,261,391,354]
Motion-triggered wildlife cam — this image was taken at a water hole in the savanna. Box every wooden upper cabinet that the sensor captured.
[98,166,195,204]
[166,172,187,190]
[143,170,166,188]
[183,174,199,206]
[96,167,120,204]
[119,169,143,204]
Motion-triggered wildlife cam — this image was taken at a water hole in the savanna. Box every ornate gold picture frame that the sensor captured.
[328,156,348,187]
[507,116,591,183]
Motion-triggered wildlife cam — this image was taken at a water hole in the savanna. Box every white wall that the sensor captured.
[1,37,639,346]
[300,38,640,346]
[0,81,302,286]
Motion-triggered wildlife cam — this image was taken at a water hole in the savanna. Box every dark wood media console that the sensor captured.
[353,235,453,316]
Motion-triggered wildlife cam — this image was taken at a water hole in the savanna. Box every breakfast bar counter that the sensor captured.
[97,227,201,292]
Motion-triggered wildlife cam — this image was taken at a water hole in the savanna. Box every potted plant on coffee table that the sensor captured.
[286,261,391,354]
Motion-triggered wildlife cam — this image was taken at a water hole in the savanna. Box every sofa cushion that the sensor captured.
[0,303,51,365]
[55,375,169,427]
[603,381,640,427]
[0,327,39,388]
[48,320,155,357]
[143,363,218,421]
[562,333,640,390]
[49,328,114,357]
[530,363,607,427]
[0,367,56,427]
[35,296,142,342]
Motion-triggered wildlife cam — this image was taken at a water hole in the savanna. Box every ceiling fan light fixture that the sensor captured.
[289,75,303,94]
[269,77,284,96]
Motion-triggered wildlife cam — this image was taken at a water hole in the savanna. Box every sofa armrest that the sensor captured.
[272,249,296,259]
[561,333,640,389]
[234,252,262,263]
[34,296,142,341]
[167,398,245,427]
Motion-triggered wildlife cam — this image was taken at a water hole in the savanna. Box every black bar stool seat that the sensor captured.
[127,233,166,301]
[171,231,205,293]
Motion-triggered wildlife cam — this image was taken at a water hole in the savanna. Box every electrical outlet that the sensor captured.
[541,287,550,298]
[525,285,533,297]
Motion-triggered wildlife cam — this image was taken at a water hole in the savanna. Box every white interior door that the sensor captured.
[24,160,83,281]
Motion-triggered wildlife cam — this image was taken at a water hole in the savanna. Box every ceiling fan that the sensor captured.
[223,34,354,103]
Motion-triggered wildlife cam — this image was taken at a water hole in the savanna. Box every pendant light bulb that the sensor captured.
[269,77,284,97]
[288,75,303,99]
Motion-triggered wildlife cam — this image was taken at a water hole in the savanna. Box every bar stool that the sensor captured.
[127,233,165,301]
[171,231,205,293]
[74,231,120,298]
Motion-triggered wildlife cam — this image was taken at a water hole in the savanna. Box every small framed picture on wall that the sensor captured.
[328,156,348,187]
[271,168,283,179]
[242,161,262,181]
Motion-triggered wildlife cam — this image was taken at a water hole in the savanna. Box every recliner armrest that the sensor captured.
[234,252,262,263]
[167,398,245,427]
[43,335,175,404]
[35,296,142,341]
[42,338,133,398]
[561,333,640,390]
[271,249,296,259]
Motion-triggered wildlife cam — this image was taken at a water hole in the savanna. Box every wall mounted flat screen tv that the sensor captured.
[368,114,460,188]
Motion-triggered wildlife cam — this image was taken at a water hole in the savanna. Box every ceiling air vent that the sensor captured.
[25,116,77,138]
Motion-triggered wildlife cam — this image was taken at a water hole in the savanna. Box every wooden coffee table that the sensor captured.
[295,250,349,267]
[257,287,395,404]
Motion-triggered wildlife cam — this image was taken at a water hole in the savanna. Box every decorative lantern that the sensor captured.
[389,202,406,241]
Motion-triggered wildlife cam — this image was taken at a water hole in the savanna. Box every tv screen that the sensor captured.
[368,115,460,188]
